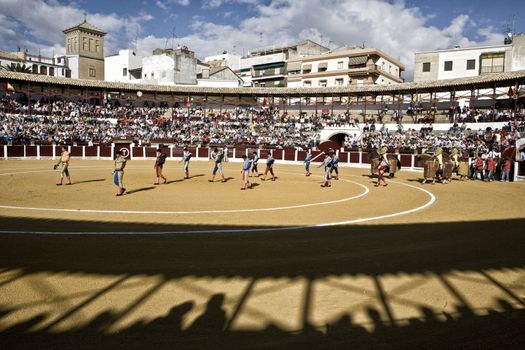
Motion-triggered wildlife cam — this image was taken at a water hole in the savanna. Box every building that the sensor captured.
[204,52,242,72]
[414,34,525,82]
[63,20,106,80]
[0,50,71,78]
[286,47,405,88]
[141,47,198,85]
[240,40,330,87]
[197,66,244,88]
[104,49,143,83]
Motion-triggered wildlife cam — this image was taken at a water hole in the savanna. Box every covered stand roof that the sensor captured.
[1,70,525,97]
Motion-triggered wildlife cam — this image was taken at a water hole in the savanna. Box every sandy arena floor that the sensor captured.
[0,159,524,349]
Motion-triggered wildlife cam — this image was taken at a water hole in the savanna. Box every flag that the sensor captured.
[513,81,519,98]
[507,86,514,97]
[6,82,15,92]
[518,85,522,96]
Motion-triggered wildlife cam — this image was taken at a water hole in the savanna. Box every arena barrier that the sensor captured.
[2,144,524,180]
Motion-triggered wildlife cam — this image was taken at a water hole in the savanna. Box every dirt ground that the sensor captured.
[0,159,524,349]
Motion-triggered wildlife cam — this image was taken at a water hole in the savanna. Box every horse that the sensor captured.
[368,149,400,178]
[418,152,453,184]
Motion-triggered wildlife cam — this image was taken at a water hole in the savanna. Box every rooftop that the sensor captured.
[63,20,106,35]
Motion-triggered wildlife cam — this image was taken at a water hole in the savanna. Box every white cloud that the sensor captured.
[0,0,152,57]
[0,0,505,81]
[156,1,168,10]
[170,0,190,6]
[176,0,504,80]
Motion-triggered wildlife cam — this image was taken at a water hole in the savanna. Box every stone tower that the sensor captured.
[63,20,106,80]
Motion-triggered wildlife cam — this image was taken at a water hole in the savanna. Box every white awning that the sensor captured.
[287,61,302,71]
[348,56,368,66]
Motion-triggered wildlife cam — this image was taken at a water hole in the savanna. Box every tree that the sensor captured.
[0,63,33,74]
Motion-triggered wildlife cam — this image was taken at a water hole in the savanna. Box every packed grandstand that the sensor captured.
[1,96,524,157]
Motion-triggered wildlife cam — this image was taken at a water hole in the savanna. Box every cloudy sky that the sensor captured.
[0,0,524,80]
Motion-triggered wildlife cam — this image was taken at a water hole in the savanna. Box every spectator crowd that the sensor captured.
[1,97,523,158]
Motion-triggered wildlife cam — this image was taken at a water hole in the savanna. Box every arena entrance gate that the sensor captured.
[114,141,132,160]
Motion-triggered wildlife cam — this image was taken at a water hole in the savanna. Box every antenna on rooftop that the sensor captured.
[83,11,87,22]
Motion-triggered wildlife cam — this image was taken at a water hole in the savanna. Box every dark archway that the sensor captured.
[328,133,348,148]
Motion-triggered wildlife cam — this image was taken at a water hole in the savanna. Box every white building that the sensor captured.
[204,52,241,72]
[414,34,525,82]
[0,50,71,78]
[104,49,142,83]
[197,67,244,88]
[287,47,405,88]
[240,40,330,87]
[141,47,197,85]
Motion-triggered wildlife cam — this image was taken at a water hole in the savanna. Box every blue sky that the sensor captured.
[1,0,524,79]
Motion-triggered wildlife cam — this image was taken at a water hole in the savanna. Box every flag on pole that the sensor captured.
[6,82,15,92]
[513,81,519,98]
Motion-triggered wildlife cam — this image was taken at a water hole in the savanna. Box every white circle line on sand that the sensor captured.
[0,180,436,235]
[0,171,370,214]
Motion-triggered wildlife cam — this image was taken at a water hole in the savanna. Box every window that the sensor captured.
[40,66,47,75]
[466,59,475,70]
[65,69,71,78]
[480,53,504,74]
[83,37,88,51]
[96,40,100,53]
[123,68,127,77]
[337,61,344,70]
[89,38,94,52]
[335,78,344,86]
[32,64,38,73]
[151,72,154,78]
[319,80,327,87]
[444,61,453,71]
[422,62,431,72]
[89,67,96,77]
[303,80,311,87]
[49,67,54,76]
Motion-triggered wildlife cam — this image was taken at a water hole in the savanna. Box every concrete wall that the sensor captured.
[204,53,242,71]
[375,57,402,79]
[511,35,525,71]
[240,53,286,70]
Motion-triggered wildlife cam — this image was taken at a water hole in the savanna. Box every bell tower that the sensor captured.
[63,18,106,80]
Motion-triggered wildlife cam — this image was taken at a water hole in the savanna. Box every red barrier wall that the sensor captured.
[132,147,144,158]
[400,154,412,167]
[145,147,157,158]
[85,146,98,157]
[100,146,112,158]
[40,145,53,157]
[284,149,295,161]
[71,146,83,157]
[272,149,283,160]
[7,145,24,157]
[349,152,360,163]
[26,146,38,157]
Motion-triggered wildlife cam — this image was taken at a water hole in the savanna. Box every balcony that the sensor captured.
[253,68,287,78]
[480,66,504,74]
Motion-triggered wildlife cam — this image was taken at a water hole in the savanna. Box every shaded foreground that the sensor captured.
[0,216,524,349]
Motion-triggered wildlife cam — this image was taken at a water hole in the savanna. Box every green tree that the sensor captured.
[0,63,33,73]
